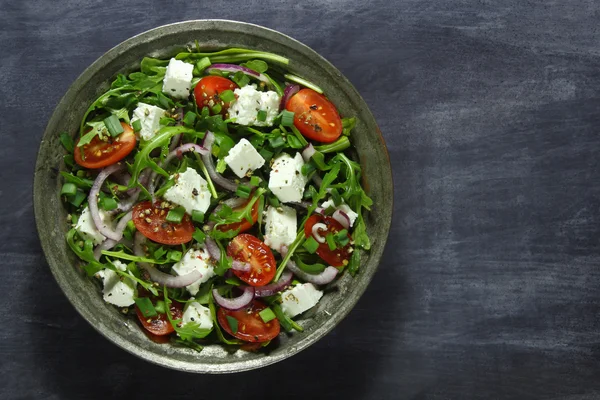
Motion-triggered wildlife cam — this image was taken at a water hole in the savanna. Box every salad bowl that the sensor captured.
[33,20,392,373]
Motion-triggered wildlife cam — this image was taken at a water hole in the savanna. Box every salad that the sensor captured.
[60,46,372,351]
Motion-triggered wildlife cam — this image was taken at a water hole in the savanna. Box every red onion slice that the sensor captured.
[301,143,316,162]
[212,286,255,311]
[201,131,238,191]
[254,270,293,297]
[231,260,251,272]
[311,222,327,243]
[89,163,126,241]
[286,260,339,286]
[133,232,202,288]
[204,237,221,261]
[206,64,270,85]
[332,210,351,229]
[280,84,299,110]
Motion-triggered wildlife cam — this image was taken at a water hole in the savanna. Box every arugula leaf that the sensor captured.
[60,171,93,189]
[100,250,175,265]
[66,229,105,276]
[242,59,268,73]
[163,288,211,347]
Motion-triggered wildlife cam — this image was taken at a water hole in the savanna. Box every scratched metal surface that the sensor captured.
[2,0,600,399]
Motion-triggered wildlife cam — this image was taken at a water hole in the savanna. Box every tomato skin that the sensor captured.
[216,200,259,234]
[217,299,280,342]
[227,234,276,286]
[304,214,351,267]
[74,122,136,169]
[194,76,239,115]
[135,290,183,336]
[132,201,194,245]
[285,88,343,143]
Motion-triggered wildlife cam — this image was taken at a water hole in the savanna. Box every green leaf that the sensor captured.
[242,59,268,73]
[225,315,238,334]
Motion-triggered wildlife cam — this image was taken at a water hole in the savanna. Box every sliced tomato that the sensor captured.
[285,88,343,143]
[74,122,136,169]
[216,199,259,234]
[304,214,351,267]
[132,201,194,245]
[194,76,239,115]
[227,234,276,286]
[217,299,280,343]
[135,289,183,336]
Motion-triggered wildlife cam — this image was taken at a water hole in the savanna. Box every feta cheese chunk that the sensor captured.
[228,84,280,127]
[268,152,308,203]
[280,283,323,318]
[130,102,166,141]
[320,199,358,227]
[96,261,136,307]
[74,206,111,245]
[172,248,215,296]
[162,58,193,99]
[264,205,297,251]
[163,168,211,215]
[181,301,213,332]
[224,138,265,178]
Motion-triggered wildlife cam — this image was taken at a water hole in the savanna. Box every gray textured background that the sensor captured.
[2,0,600,399]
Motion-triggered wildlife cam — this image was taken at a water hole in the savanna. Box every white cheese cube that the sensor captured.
[224,138,265,178]
[228,84,280,127]
[130,102,166,141]
[181,301,213,331]
[280,283,323,318]
[96,260,136,307]
[74,206,112,245]
[320,199,358,227]
[172,248,215,296]
[162,58,194,99]
[163,168,211,215]
[268,152,308,203]
[264,205,297,251]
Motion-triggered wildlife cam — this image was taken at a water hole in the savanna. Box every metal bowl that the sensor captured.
[33,20,393,373]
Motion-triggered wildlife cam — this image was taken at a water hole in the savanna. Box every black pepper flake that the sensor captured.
[314,124,322,132]
[192,188,199,196]
[309,104,318,110]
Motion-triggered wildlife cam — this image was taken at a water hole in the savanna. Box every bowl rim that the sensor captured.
[34,19,393,373]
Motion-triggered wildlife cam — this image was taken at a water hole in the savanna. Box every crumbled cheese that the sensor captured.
[268,152,308,203]
[162,58,194,99]
[181,301,213,331]
[228,84,280,126]
[172,248,215,296]
[224,138,265,178]
[130,102,166,141]
[74,206,112,245]
[163,167,211,214]
[96,260,136,307]
[263,205,297,251]
[280,283,323,318]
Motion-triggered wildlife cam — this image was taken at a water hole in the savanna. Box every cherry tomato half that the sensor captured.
[304,214,351,267]
[285,88,343,143]
[227,234,276,286]
[132,201,194,245]
[135,289,183,336]
[194,76,239,115]
[74,122,137,169]
[216,199,259,234]
[217,299,280,343]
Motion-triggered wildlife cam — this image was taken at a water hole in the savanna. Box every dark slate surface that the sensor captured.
[2,0,600,398]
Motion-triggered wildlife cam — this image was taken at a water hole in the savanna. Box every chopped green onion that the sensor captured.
[259,307,276,323]
[303,236,319,254]
[61,183,77,196]
[336,229,350,246]
[269,136,285,148]
[268,196,280,207]
[192,228,206,244]
[249,176,261,186]
[183,111,196,127]
[154,300,167,314]
[219,90,235,103]
[59,132,74,153]
[283,73,324,94]
[259,148,274,162]
[69,190,86,207]
[201,106,210,118]
[192,210,205,223]
[100,197,118,211]
[103,114,124,137]
[236,185,252,199]
[196,57,211,74]
[325,233,337,251]
[257,110,267,122]
[280,110,295,126]
[135,297,157,318]
[226,315,238,334]
[211,103,222,114]
[232,71,250,87]
[166,206,186,223]
[330,188,342,206]
[168,250,182,262]
[132,119,142,132]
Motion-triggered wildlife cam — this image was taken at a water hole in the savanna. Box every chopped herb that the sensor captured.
[192,210,205,223]
[166,206,186,223]
[132,119,142,132]
[100,197,118,211]
[104,114,124,137]
[60,183,77,197]
[59,132,74,152]
[280,110,295,126]
[236,185,252,199]
[325,232,337,251]
[219,89,235,103]
[259,307,276,323]
[192,228,206,244]
[135,297,157,318]
[226,315,239,334]
[257,109,267,122]
[303,236,319,254]
[183,111,196,127]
